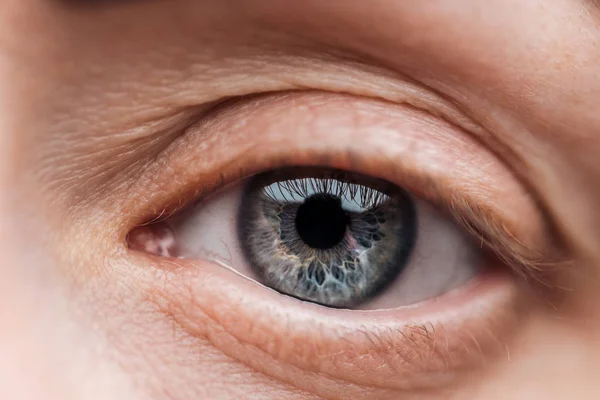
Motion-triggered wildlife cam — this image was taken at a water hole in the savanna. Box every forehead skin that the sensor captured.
[2,0,600,399]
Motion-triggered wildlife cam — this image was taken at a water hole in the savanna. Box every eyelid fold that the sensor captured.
[124,91,558,281]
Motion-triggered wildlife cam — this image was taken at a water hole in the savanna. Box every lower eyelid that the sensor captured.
[143,252,523,395]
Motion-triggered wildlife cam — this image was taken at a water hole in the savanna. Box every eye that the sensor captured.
[123,92,559,392]
[157,167,480,310]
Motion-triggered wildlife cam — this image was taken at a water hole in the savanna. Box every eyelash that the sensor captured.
[263,173,390,209]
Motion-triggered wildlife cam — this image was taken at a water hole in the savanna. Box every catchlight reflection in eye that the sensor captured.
[164,168,481,310]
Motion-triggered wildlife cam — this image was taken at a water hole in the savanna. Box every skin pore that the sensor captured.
[2,0,600,399]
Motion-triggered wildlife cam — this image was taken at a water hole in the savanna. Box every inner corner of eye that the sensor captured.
[127,222,179,258]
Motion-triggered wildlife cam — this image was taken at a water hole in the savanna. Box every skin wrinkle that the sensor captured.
[38,107,209,209]
[21,4,492,210]
[28,11,504,231]
[146,313,320,400]
[47,73,478,212]
[148,273,341,400]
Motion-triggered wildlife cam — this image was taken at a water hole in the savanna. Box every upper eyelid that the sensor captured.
[74,70,483,214]
[121,91,557,273]
[445,189,567,279]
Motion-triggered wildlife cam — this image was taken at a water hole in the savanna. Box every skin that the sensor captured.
[2,0,600,398]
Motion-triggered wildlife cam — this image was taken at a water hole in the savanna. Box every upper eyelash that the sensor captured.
[446,193,570,287]
[263,177,389,209]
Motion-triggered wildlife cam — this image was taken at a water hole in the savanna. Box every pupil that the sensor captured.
[295,194,349,250]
